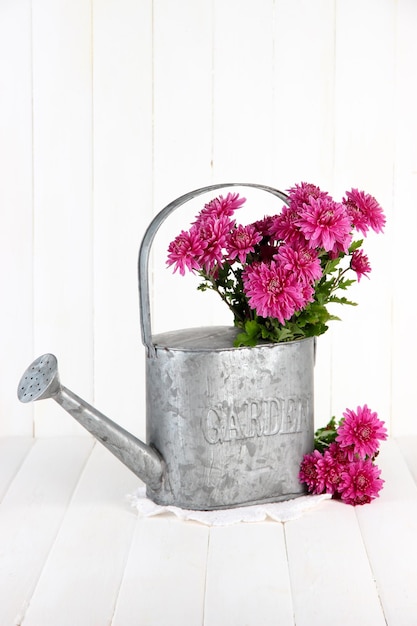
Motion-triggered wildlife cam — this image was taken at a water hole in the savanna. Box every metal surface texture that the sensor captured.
[146,328,314,509]
[17,184,315,510]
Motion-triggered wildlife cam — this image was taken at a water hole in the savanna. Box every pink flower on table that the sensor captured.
[339,459,384,505]
[195,192,246,224]
[197,214,234,272]
[299,449,324,494]
[336,405,387,461]
[226,224,262,264]
[350,249,371,282]
[327,441,350,466]
[275,243,323,285]
[316,450,345,495]
[166,227,207,275]
[242,261,306,323]
[344,188,386,235]
[296,196,352,253]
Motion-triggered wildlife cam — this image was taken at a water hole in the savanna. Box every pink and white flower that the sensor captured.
[344,188,386,235]
[336,404,387,461]
[350,249,371,282]
[296,196,352,253]
[339,459,384,505]
[242,261,306,323]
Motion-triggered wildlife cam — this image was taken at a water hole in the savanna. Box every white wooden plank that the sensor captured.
[92,0,153,439]
[0,437,33,502]
[212,0,275,182]
[285,499,386,625]
[0,437,93,626]
[272,0,336,188]
[0,0,34,436]
[330,0,395,428]
[396,435,417,485]
[32,0,94,436]
[355,439,417,625]
[391,0,417,436]
[204,522,293,626]
[112,516,209,626]
[21,444,139,626]
[151,0,215,336]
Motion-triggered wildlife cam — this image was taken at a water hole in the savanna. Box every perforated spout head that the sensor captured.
[17,354,61,403]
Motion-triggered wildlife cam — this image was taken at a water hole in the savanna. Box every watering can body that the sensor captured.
[146,326,314,509]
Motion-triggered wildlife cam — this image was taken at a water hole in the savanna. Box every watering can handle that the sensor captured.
[138,182,290,357]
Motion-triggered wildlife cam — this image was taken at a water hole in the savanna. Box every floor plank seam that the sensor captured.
[201,527,212,626]
[282,522,297,626]
[109,508,141,626]
[354,509,389,626]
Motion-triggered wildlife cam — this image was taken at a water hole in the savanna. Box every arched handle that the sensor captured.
[138,183,290,357]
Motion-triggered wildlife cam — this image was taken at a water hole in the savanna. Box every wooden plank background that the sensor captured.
[1,0,416,438]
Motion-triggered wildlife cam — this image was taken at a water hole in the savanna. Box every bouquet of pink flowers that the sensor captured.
[167,182,385,346]
[299,405,387,505]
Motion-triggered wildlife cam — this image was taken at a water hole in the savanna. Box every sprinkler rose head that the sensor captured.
[17,353,61,403]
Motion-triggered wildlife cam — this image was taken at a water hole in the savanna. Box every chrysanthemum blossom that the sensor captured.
[287,182,329,210]
[339,459,384,505]
[350,249,371,282]
[195,192,246,224]
[298,450,324,494]
[166,227,207,275]
[336,405,387,461]
[344,188,386,235]
[251,215,277,238]
[275,243,323,285]
[316,450,345,495]
[226,224,262,263]
[269,206,307,246]
[242,261,306,323]
[197,214,234,272]
[296,197,352,253]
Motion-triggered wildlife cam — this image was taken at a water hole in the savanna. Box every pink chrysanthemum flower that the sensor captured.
[251,215,277,239]
[344,188,386,235]
[195,193,246,224]
[327,442,350,466]
[242,261,306,323]
[269,206,307,246]
[350,249,371,282]
[226,224,262,263]
[275,243,323,285]
[299,450,324,494]
[316,450,345,495]
[197,214,234,272]
[166,227,207,275]
[336,405,387,461]
[296,197,352,253]
[339,459,384,505]
[287,182,329,210]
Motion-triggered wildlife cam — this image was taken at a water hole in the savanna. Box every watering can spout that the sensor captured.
[17,354,164,491]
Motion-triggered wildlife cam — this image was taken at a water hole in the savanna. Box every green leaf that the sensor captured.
[348,239,364,253]
[328,296,357,306]
[323,258,341,274]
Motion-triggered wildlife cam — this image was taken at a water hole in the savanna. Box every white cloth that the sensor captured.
[128,487,331,526]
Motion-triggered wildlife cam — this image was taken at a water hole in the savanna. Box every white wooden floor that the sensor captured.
[0,436,416,626]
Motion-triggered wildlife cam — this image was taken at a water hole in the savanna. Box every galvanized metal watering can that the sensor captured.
[18,183,315,510]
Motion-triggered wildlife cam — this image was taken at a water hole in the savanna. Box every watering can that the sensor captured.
[18,183,315,510]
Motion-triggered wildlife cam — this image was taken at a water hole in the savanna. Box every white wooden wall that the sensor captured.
[1,0,416,439]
